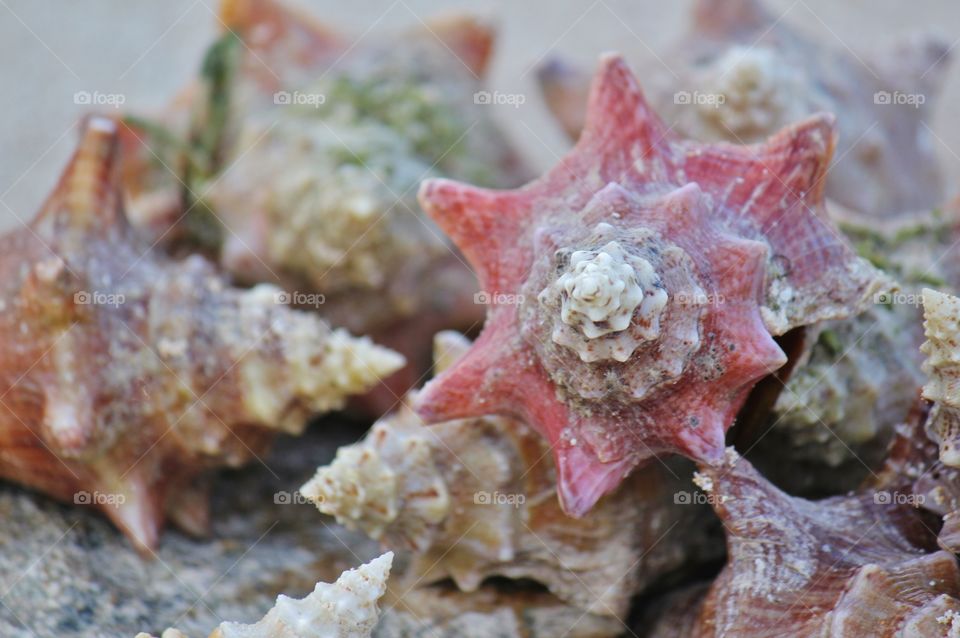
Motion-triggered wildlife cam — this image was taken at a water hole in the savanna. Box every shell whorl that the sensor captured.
[921,288,960,466]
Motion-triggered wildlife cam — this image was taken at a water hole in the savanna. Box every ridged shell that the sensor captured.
[119,0,530,411]
[134,552,392,638]
[0,118,403,551]
[645,448,960,637]
[537,0,951,217]
[302,331,719,619]
[414,54,885,516]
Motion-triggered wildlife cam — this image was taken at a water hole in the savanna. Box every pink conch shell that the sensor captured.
[645,447,960,637]
[302,331,718,619]
[0,118,403,552]
[414,54,885,516]
[118,0,530,413]
[538,0,951,217]
[134,552,393,637]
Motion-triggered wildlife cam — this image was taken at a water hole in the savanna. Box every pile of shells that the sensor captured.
[3,0,960,636]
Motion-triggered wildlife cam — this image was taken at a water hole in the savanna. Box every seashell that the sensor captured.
[644,447,960,637]
[134,552,393,638]
[120,0,530,411]
[0,117,403,552]
[741,202,960,493]
[413,54,885,516]
[302,331,719,619]
[537,0,952,217]
[922,288,960,467]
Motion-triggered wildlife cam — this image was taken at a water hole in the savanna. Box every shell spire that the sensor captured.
[415,55,884,515]
[303,332,718,619]
[134,552,393,638]
[922,288,960,466]
[0,118,403,552]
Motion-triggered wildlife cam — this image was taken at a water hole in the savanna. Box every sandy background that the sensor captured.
[1,0,959,229]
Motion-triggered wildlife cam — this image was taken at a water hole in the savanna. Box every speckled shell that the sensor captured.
[302,331,719,619]
[537,0,951,217]
[414,54,885,516]
[922,288,960,467]
[644,448,960,637]
[0,118,403,552]
[134,552,393,638]
[119,0,530,412]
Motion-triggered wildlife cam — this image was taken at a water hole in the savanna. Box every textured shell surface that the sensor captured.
[0,117,403,552]
[922,288,960,467]
[120,0,530,410]
[414,53,885,516]
[134,552,393,638]
[303,331,718,619]
[537,0,951,217]
[645,447,960,637]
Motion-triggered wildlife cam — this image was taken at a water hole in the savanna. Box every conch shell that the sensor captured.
[0,117,403,551]
[537,0,951,217]
[644,448,960,637]
[134,552,393,638]
[414,54,885,516]
[302,331,718,619]
[922,288,960,467]
[120,0,530,410]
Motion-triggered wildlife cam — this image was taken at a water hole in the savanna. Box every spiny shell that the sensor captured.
[537,0,951,217]
[0,118,403,551]
[134,552,393,638]
[646,448,960,637]
[922,288,960,467]
[120,0,530,410]
[414,54,885,516]
[302,331,718,619]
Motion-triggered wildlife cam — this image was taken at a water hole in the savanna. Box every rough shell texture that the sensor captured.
[134,552,393,638]
[0,117,402,552]
[120,0,531,411]
[303,331,719,618]
[414,54,885,516]
[537,0,951,217]
[745,202,960,493]
[922,288,960,467]
[645,447,960,637]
